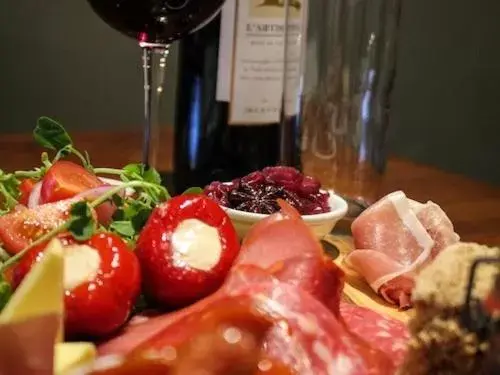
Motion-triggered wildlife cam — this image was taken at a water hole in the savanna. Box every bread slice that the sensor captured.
[400,242,500,375]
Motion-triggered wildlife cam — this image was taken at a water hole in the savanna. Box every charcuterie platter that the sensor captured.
[0,117,498,375]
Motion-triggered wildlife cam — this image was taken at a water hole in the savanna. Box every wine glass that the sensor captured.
[87,0,226,169]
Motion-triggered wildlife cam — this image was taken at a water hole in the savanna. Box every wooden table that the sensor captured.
[1,128,499,246]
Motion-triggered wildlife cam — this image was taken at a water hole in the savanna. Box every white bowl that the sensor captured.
[222,190,348,240]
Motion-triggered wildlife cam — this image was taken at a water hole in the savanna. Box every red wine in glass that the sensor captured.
[87,0,226,167]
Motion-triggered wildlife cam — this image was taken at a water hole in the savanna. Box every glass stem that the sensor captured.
[141,44,171,169]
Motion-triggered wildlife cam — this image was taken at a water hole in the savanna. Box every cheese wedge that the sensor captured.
[0,238,65,341]
[55,342,97,375]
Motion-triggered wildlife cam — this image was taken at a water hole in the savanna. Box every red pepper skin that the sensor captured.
[11,233,141,339]
[136,194,240,309]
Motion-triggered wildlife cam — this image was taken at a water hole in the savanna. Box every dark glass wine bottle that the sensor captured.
[172,2,290,194]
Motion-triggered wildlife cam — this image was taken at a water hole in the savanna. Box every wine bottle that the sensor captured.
[173,0,304,194]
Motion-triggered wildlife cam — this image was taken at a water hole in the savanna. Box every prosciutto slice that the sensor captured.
[344,191,459,308]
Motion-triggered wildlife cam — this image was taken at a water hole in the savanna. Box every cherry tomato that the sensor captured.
[12,233,141,339]
[136,194,240,308]
[0,199,78,254]
[40,161,103,204]
[18,179,37,206]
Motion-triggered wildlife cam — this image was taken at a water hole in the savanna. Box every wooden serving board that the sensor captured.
[322,234,414,323]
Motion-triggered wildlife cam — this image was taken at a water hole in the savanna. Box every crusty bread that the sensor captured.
[400,242,500,375]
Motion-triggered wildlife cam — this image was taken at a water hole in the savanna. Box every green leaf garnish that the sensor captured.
[0,170,20,211]
[33,117,73,152]
[67,202,96,241]
[112,194,124,207]
[183,187,204,195]
[0,280,12,313]
[0,246,11,263]
[33,117,93,170]
[121,164,162,185]
[109,221,135,238]
[143,167,162,185]
[131,208,152,232]
[122,164,143,182]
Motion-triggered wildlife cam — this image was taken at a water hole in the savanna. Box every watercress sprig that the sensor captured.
[0,278,12,312]
[33,117,93,170]
[0,117,94,211]
[0,171,20,214]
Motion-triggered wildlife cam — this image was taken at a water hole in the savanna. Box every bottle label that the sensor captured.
[216,0,283,125]
[216,0,307,125]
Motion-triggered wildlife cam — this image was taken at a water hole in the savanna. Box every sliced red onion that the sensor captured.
[74,185,121,202]
[99,177,135,197]
[27,181,43,209]
[99,177,122,186]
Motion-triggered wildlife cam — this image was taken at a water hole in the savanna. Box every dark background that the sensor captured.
[0,0,499,184]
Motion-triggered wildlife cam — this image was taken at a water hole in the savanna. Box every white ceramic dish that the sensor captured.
[222,190,348,240]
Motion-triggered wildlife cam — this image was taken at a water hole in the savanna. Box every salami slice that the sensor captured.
[129,281,396,375]
[340,302,409,369]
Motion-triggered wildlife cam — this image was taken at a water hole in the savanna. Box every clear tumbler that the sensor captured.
[284,0,402,218]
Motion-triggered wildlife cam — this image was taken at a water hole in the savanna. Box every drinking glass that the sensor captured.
[86,0,226,169]
[285,0,402,218]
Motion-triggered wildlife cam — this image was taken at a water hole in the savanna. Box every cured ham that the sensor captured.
[345,191,459,308]
[236,200,324,268]
[235,200,345,316]
[0,314,60,375]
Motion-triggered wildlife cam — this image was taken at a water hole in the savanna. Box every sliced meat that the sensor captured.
[344,250,416,309]
[225,264,277,290]
[100,200,348,359]
[99,279,396,374]
[0,313,60,375]
[227,257,345,318]
[74,301,294,375]
[270,256,345,317]
[340,303,409,369]
[236,200,323,268]
[97,300,212,357]
[345,191,459,307]
[411,200,460,258]
[234,199,345,316]
[131,281,390,375]
[97,200,407,375]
